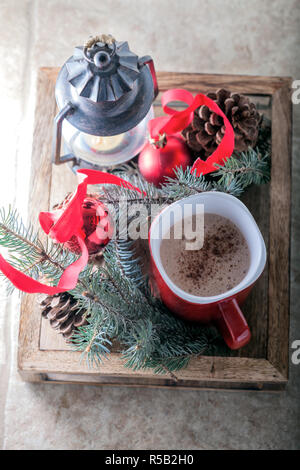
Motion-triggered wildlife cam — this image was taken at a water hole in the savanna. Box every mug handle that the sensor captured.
[215,298,251,350]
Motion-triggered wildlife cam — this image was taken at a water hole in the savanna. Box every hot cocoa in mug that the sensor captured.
[149,192,266,350]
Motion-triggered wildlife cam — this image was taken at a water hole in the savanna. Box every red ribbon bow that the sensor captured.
[0,169,143,294]
[148,88,235,175]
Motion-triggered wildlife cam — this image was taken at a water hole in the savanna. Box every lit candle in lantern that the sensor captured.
[53,34,158,171]
[83,133,125,153]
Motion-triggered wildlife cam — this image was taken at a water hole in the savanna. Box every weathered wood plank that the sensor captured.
[28,68,56,225]
[156,71,292,95]
[268,84,292,377]
[238,183,270,359]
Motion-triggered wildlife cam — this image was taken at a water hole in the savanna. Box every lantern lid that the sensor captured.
[55,34,157,136]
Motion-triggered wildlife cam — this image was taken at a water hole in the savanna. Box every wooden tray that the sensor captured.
[18,68,292,391]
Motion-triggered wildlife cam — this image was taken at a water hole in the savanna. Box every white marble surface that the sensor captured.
[0,0,299,449]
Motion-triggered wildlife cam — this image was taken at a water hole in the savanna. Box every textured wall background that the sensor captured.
[0,0,299,449]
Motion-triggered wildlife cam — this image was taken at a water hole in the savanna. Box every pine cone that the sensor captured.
[40,292,88,341]
[182,89,261,159]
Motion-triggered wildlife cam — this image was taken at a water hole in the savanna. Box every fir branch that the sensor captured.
[74,321,112,367]
[0,207,77,290]
[72,238,227,373]
[213,148,270,189]
[105,239,145,287]
[160,167,213,199]
[0,206,43,254]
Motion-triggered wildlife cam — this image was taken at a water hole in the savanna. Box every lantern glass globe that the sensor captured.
[61,107,154,167]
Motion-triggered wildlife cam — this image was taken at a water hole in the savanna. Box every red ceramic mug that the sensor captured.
[149,192,267,350]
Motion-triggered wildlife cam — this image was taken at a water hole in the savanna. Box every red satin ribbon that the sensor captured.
[148,89,235,175]
[0,169,144,294]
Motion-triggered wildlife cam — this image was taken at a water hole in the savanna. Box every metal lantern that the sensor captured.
[53,34,158,170]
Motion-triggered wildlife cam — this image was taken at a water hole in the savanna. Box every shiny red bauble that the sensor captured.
[138,135,192,187]
[64,196,113,255]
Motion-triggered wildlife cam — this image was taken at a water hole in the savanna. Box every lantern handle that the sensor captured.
[139,56,159,99]
[52,103,77,166]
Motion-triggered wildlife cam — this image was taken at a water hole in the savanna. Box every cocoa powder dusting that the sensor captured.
[160,213,250,297]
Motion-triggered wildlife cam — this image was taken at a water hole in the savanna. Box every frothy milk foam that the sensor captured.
[160,213,250,297]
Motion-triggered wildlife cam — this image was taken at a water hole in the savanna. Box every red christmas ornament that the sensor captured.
[138,134,192,187]
[64,196,113,255]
